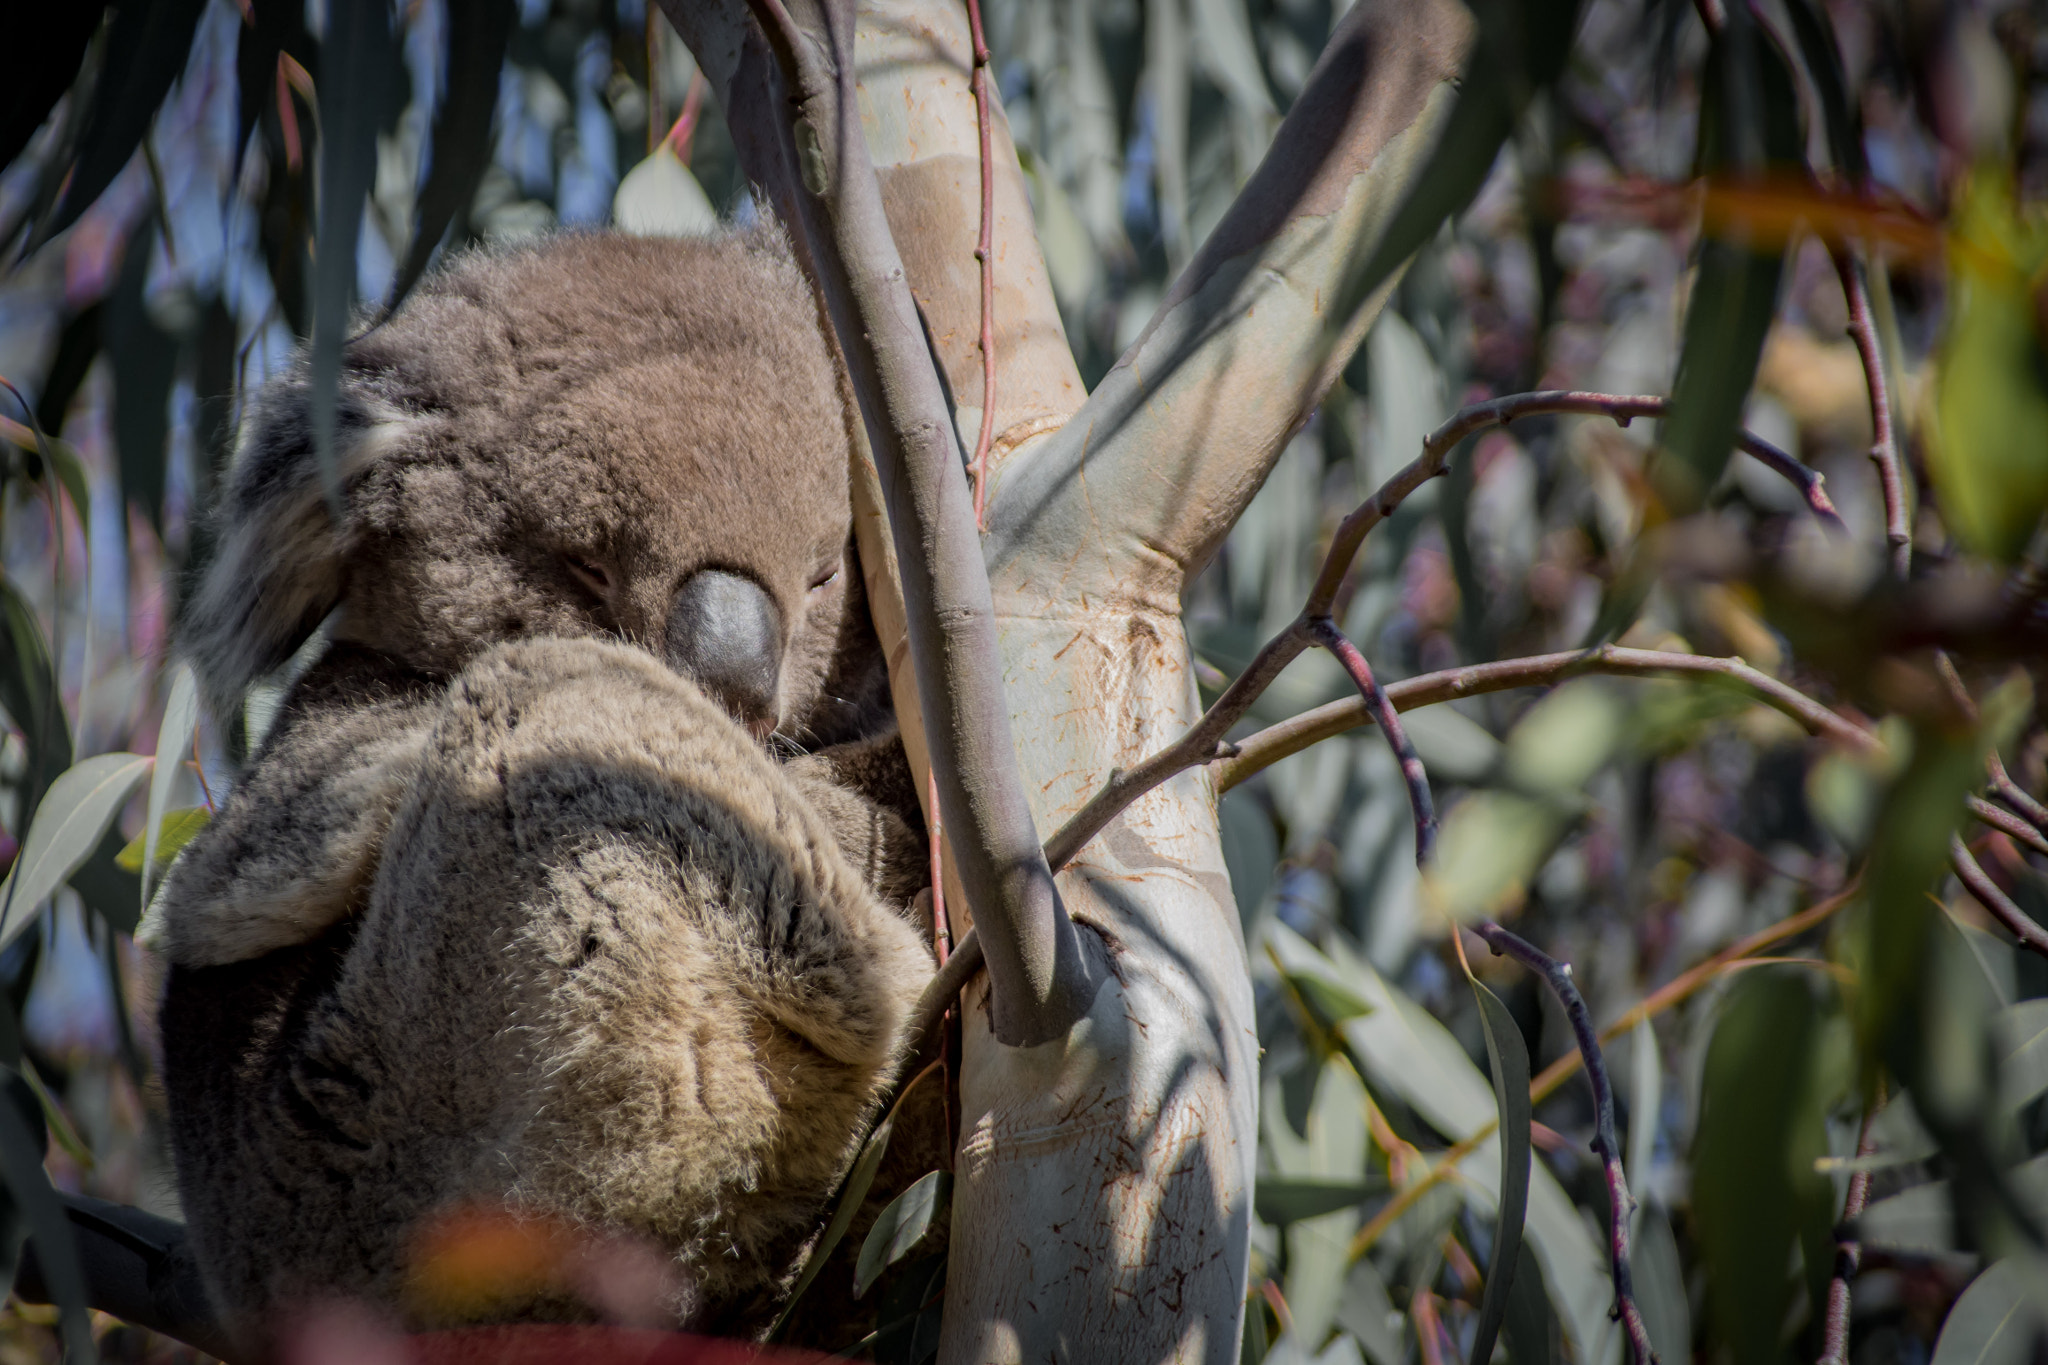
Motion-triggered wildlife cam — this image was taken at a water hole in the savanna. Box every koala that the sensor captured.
[149,231,940,1351]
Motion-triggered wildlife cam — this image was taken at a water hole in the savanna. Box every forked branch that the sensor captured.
[742,0,1096,1045]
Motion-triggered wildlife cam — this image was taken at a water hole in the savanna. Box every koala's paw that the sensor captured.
[784,731,929,915]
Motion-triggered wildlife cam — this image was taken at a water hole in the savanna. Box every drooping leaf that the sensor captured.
[381,0,516,313]
[1422,791,1566,925]
[1253,1177,1385,1227]
[106,218,177,533]
[0,1066,92,1363]
[1931,1260,2048,1365]
[232,0,312,178]
[768,1111,896,1340]
[1271,928,1616,1360]
[1626,1015,1661,1193]
[1332,1257,1402,1365]
[1469,980,1532,1365]
[38,0,208,244]
[141,664,200,901]
[1657,9,1799,511]
[309,0,399,507]
[0,753,153,950]
[854,1170,950,1299]
[1779,0,1865,184]
[0,5,109,174]
[0,578,71,810]
[1692,967,1837,1365]
[2,379,90,536]
[1500,1240,1559,1365]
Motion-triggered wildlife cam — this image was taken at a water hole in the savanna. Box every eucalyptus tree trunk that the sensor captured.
[659,1,1471,1356]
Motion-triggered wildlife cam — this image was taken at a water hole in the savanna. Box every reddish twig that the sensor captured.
[666,70,705,163]
[1952,835,2048,959]
[1217,644,1875,792]
[1819,1103,1880,1365]
[1472,922,1658,1365]
[1307,618,1437,863]
[965,0,998,530]
[1833,250,1910,581]
[1990,751,2048,834]
[646,5,664,156]
[1970,795,2048,860]
[1044,390,1848,871]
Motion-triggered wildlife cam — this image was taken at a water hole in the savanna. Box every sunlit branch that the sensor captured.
[1951,835,2048,959]
[1470,922,1658,1365]
[1833,249,1910,581]
[742,0,1095,1045]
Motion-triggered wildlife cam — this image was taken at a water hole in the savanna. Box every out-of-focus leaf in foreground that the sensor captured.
[1928,172,2048,562]
[1931,1260,2048,1365]
[1692,966,1842,1365]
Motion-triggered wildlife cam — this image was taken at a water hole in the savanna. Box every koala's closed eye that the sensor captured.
[809,563,841,592]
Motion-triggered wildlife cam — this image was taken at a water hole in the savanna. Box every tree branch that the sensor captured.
[1818,1104,1879,1365]
[12,1193,241,1362]
[965,0,996,528]
[1832,249,1910,580]
[1969,795,2048,860]
[1307,617,1437,862]
[1470,923,1658,1365]
[1221,646,1877,792]
[739,0,1098,1046]
[1951,835,2048,959]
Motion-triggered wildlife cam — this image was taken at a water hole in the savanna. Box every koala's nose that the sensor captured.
[665,569,784,732]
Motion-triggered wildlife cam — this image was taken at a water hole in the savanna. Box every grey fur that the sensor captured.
[153,233,935,1351]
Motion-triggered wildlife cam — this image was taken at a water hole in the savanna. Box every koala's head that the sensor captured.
[183,230,884,746]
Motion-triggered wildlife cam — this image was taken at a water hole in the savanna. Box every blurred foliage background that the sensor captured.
[2,0,2048,1362]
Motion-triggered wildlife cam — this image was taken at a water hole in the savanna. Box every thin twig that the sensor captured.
[1970,795,2048,860]
[1819,1102,1880,1365]
[965,0,998,530]
[1952,835,2048,959]
[1833,250,1910,580]
[1349,885,1858,1263]
[1045,392,1850,869]
[1307,618,1437,862]
[1990,752,2048,833]
[1472,922,1658,1365]
[1218,645,1876,792]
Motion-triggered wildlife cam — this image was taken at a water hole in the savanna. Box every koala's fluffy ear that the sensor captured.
[181,377,407,727]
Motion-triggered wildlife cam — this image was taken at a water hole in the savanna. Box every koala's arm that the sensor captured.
[147,646,439,968]
[783,730,930,919]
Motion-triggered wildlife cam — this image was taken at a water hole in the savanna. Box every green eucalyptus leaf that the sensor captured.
[116,807,209,876]
[1994,999,2048,1112]
[0,1066,92,1363]
[37,0,206,244]
[141,663,200,902]
[1333,1257,1403,1365]
[768,1111,895,1340]
[1931,1259,2048,1365]
[1252,1176,1385,1227]
[854,1170,950,1299]
[1692,967,1836,1365]
[382,0,516,313]
[1632,1204,1692,1365]
[0,752,152,950]
[1469,980,1532,1365]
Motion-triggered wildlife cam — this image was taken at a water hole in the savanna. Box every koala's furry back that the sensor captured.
[159,639,935,1345]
